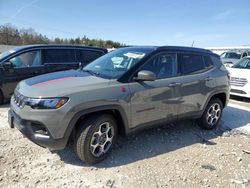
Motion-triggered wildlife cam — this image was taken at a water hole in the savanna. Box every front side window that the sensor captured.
[181,54,205,74]
[138,53,177,79]
[9,50,41,68]
[83,48,153,79]
[43,49,75,63]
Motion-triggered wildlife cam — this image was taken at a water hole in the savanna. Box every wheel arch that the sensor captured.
[64,105,130,144]
[210,93,227,108]
[203,91,228,114]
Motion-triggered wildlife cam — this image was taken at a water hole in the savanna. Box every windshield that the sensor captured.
[232,58,250,69]
[220,52,241,59]
[0,49,16,60]
[83,47,154,79]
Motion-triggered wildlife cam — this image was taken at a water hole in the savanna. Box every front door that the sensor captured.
[128,52,181,128]
[1,50,44,98]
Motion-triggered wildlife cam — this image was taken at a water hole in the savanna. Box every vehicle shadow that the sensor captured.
[56,120,225,168]
[230,95,250,103]
[56,105,250,168]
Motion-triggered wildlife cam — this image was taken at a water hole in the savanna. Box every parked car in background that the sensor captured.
[0,44,107,104]
[228,57,250,98]
[9,46,230,164]
[221,51,249,67]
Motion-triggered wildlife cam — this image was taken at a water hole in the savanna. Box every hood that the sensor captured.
[221,58,240,64]
[17,69,110,97]
[228,67,250,80]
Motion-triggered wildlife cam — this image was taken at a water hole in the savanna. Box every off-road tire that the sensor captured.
[74,114,118,164]
[198,98,223,130]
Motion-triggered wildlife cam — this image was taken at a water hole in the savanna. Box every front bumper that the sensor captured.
[8,109,67,150]
[230,85,250,98]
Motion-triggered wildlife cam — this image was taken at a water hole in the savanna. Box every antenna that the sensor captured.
[191,40,195,47]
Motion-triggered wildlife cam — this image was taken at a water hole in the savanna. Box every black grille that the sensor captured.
[230,89,247,94]
[13,91,27,108]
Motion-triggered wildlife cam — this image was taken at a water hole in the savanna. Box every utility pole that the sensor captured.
[191,40,195,47]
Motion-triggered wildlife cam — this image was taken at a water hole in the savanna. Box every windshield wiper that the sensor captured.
[82,69,100,76]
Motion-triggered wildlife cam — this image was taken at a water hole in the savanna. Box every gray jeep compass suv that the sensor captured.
[9,46,230,164]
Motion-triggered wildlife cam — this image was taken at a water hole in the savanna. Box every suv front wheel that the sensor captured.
[74,114,118,164]
[198,98,223,130]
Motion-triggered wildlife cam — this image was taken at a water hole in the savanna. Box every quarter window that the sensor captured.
[9,50,41,68]
[76,50,103,64]
[43,49,75,63]
[180,54,205,74]
[203,56,213,68]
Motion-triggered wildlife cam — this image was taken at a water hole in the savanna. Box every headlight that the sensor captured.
[25,98,68,109]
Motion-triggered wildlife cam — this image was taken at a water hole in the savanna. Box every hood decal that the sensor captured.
[32,77,76,87]
[25,70,90,86]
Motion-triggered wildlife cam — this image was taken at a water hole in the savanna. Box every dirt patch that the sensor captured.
[0,105,250,187]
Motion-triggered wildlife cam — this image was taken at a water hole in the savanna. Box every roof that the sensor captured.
[124,45,215,55]
[11,44,107,52]
[157,46,213,54]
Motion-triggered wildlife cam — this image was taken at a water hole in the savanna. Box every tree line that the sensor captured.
[0,23,125,48]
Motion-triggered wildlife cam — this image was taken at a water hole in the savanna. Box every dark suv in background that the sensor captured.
[0,44,107,104]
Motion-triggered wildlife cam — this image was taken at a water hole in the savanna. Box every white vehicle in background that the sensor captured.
[220,51,247,67]
[228,57,250,98]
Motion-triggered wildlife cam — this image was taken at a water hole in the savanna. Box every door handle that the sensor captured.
[168,82,181,87]
[205,77,214,81]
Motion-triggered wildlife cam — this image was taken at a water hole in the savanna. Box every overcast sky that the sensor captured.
[0,0,250,47]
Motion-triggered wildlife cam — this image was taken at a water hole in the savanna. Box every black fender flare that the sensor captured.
[63,104,130,142]
[201,90,229,115]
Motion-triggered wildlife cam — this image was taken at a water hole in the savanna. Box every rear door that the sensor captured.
[128,52,182,128]
[42,48,79,72]
[1,49,44,97]
[177,53,215,118]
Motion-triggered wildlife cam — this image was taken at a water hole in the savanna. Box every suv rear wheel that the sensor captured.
[74,114,118,164]
[198,98,223,130]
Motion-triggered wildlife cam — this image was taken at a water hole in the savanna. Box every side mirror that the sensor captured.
[3,61,14,71]
[134,70,156,81]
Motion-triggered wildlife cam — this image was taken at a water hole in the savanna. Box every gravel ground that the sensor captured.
[0,102,250,188]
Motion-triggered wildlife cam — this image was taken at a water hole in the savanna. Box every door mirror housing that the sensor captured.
[134,70,156,81]
[3,61,14,71]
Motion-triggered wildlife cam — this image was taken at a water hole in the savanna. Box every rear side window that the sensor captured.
[180,54,205,74]
[76,50,103,64]
[203,56,213,68]
[43,49,76,63]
